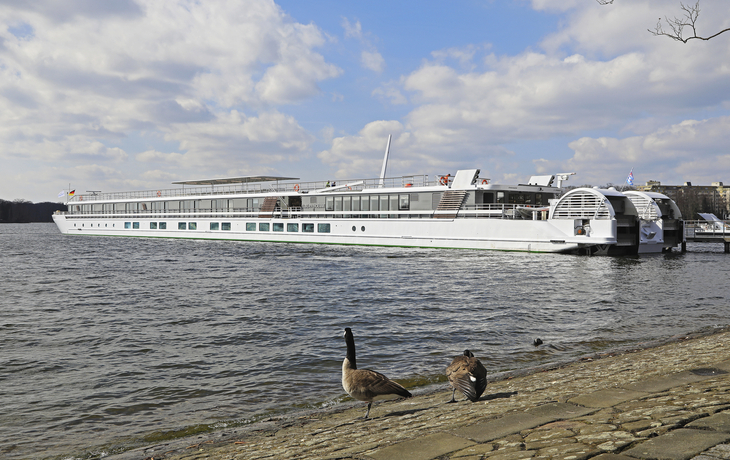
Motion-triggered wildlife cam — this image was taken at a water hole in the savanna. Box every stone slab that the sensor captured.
[591,455,637,460]
[526,402,597,419]
[687,411,730,433]
[368,432,475,460]
[623,371,709,393]
[569,388,649,408]
[455,403,595,443]
[456,412,540,443]
[622,428,730,460]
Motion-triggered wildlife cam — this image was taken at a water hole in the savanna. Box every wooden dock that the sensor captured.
[683,219,730,253]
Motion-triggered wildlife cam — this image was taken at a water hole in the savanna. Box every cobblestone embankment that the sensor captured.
[115,329,730,460]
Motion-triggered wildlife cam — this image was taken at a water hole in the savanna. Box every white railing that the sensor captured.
[65,174,442,203]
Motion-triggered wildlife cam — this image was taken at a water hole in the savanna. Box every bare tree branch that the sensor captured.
[597,0,730,43]
[647,1,730,43]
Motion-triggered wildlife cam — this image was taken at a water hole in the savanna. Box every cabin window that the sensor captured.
[222,222,231,231]
[496,192,505,204]
[150,222,158,229]
[342,197,351,212]
[159,222,167,230]
[125,222,131,229]
[114,203,125,211]
[334,196,343,211]
[210,222,219,231]
[92,204,103,212]
[389,195,398,211]
[361,196,371,211]
[231,199,247,210]
[141,203,149,211]
[399,194,410,210]
[103,204,113,212]
[325,196,334,211]
[152,201,165,211]
[318,223,331,233]
[181,200,195,211]
[273,223,284,232]
[483,192,494,204]
[259,223,270,231]
[213,199,228,210]
[302,223,315,233]
[352,196,360,212]
[167,201,180,211]
[197,200,212,210]
[133,222,140,229]
[178,222,186,230]
[509,193,533,205]
[379,195,389,211]
[246,223,256,231]
[188,222,197,230]
[287,223,298,232]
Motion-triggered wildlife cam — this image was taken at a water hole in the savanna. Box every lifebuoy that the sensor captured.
[79,196,83,201]
[439,176,448,185]
[481,179,489,185]
[157,190,161,197]
[294,184,300,192]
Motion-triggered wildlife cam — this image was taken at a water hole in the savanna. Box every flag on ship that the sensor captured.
[58,190,65,198]
[626,169,634,186]
[69,190,75,196]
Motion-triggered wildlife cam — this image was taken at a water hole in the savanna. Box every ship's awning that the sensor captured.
[172,176,299,186]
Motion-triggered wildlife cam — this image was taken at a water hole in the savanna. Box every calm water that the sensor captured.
[2,223,729,459]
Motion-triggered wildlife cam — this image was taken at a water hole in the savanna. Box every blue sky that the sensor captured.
[2,0,730,202]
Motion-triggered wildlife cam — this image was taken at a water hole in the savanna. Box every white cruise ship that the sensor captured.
[53,166,648,255]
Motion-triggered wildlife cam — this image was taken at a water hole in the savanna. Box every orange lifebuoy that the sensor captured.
[439,176,448,185]
[157,190,161,197]
[79,196,83,201]
[481,179,489,185]
[294,184,300,192]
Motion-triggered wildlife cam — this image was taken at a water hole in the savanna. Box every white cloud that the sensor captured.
[564,116,730,186]
[341,16,385,73]
[0,0,341,201]
[361,50,385,72]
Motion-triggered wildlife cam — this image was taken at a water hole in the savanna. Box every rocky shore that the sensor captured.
[112,328,730,460]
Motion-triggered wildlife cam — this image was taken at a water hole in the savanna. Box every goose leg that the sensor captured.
[363,402,372,419]
[447,388,457,403]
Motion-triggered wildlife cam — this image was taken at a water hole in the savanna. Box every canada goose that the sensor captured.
[445,350,487,403]
[342,327,412,418]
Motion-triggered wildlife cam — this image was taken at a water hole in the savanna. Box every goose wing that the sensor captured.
[446,355,487,402]
[346,368,412,401]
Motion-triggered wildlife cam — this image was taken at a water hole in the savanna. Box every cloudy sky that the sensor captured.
[2,0,729,202]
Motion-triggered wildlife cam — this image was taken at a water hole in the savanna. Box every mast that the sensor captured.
[378,134,391,188]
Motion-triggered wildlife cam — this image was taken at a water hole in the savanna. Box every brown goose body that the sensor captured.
[342,327,412,418]
[445,350,487,402]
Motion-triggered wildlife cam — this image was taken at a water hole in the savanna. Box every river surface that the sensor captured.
[1,223,729,459]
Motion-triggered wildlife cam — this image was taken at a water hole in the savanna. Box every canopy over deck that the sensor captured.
[172,176,299,186]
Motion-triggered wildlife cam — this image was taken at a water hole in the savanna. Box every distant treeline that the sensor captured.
[0,199,67,223]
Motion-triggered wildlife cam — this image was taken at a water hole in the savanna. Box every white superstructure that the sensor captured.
[53,168,645,255]
[624,190,684,253]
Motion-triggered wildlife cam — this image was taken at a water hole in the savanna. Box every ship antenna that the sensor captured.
[379,134,392,188]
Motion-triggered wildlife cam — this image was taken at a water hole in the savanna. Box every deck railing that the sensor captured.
[64,175,440,203]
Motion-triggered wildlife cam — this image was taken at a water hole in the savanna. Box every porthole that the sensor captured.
[352,226,356,232]
[361,226,365,232]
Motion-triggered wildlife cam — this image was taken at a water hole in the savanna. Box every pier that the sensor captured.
[683,219,730,253]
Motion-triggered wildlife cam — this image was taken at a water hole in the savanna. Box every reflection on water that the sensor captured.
[1,224,728,459]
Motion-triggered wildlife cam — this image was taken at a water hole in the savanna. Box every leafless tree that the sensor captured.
[597,0,730,43]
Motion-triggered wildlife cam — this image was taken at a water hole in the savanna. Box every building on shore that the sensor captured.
[635,181,729,220]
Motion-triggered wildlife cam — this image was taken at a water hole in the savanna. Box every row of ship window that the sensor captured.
[73,222,333,233]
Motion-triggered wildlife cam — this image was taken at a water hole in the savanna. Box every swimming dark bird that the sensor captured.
[445,350,488,403]
[533,338,544,347]
[341,327,412,418]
